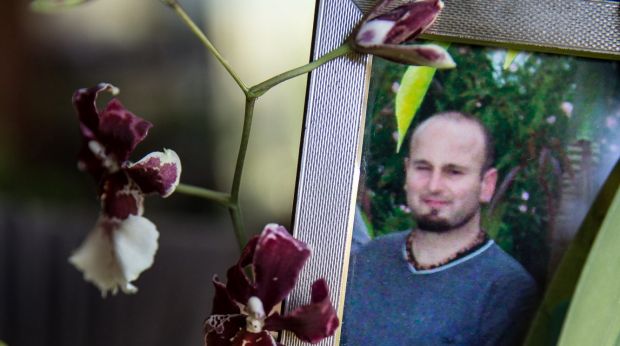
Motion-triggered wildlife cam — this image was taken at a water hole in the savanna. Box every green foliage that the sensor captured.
[394,42,451,152]
[395,66,437,152]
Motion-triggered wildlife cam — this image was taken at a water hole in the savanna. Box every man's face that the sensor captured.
[405,118,496,233]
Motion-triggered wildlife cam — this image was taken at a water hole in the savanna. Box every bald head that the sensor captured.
[409,112,494,174]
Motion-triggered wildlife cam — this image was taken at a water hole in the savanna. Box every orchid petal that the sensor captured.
[69,215,158,296]
[77,141,106,180]
[226,236,260,305]
[360,43,455,68]
[98,99,152,163]
[126,149,182,197]
[100,172,144,219]
[204,313,245,346]
[351,0,453,68]
[253,224,310,313]
[211,276,242,315]
[113,215,159,286]
[230,331,277,346]
[356,0,443,47]
[69,218,129,296]
[265,279,339,343]
[74,83,119,179]
[72,83,119,138]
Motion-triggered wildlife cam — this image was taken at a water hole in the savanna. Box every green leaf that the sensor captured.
[0,340,7,346]
[556,172,620,345]
[394,65,436,152]
[30,0,89,12]
[523,158,620,346]
[503,49,520,70]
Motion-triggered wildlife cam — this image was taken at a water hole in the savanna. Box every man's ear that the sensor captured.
[480,168,498,203]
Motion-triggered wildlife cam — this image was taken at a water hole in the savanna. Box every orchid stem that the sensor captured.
[231,98,257,203]
[229,205,247,250]
[165,0,249,94]
[249,43,352,98]
[175,183,233,207]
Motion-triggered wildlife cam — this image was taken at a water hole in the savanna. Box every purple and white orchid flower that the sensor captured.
[350,0,455,68]
[69,83,181,296]
[204,224,339,346]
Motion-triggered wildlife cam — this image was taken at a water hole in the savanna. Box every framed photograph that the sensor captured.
[283,0,619,345]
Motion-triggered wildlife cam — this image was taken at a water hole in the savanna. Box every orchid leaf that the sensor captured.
[523,158,620,346]
[394,65,436,152]
[30,0,89,12]
[556,172,620,345]
[503,49,520,70]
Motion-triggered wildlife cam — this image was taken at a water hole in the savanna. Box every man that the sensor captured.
[342,112,538,345]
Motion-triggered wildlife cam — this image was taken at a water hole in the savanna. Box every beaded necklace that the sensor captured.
[405,229,488,271]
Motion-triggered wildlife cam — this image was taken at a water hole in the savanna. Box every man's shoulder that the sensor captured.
[357,230,409,254]
[482,243,538,291]
[351,230,409,271]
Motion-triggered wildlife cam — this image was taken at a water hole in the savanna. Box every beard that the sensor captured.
[414,207,479,233]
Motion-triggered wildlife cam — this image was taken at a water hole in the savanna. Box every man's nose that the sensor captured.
[427,170,443,192]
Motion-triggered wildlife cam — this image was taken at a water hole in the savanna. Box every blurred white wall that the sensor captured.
[204,0,315,229]
[20,0,316,231]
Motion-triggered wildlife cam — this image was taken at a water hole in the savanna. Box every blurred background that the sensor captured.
[0,0,315,344]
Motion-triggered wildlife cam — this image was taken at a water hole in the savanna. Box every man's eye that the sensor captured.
[414,166,430,171]
[448,169,463,175]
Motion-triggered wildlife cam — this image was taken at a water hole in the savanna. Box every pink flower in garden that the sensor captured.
[521,191,530,201]
[204,224,339,346]
[69,83,182,296]
[560,101,573,118]
[606,116,618,129]
[391,81,401,93]
[350,0,455,68]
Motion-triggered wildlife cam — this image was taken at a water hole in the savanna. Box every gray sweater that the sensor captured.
[341,231,538,345]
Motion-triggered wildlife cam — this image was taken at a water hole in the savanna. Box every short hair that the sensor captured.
[409,111,495,173]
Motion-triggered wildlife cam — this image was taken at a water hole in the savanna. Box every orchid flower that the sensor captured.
[69,83,182,296]
[350,0,455,68]
[204,224,339,345]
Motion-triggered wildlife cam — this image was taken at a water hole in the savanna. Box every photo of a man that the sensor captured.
[341,112,538,345]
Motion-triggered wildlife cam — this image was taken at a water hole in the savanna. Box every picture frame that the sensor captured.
[282,1,619,345]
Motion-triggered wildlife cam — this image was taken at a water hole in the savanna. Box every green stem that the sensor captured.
[166,0,249,94]
[229,205,247,251]
[231,98,257,203]
[249,43,352,98]
[223,97,256,249]
[175,183,233,207]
